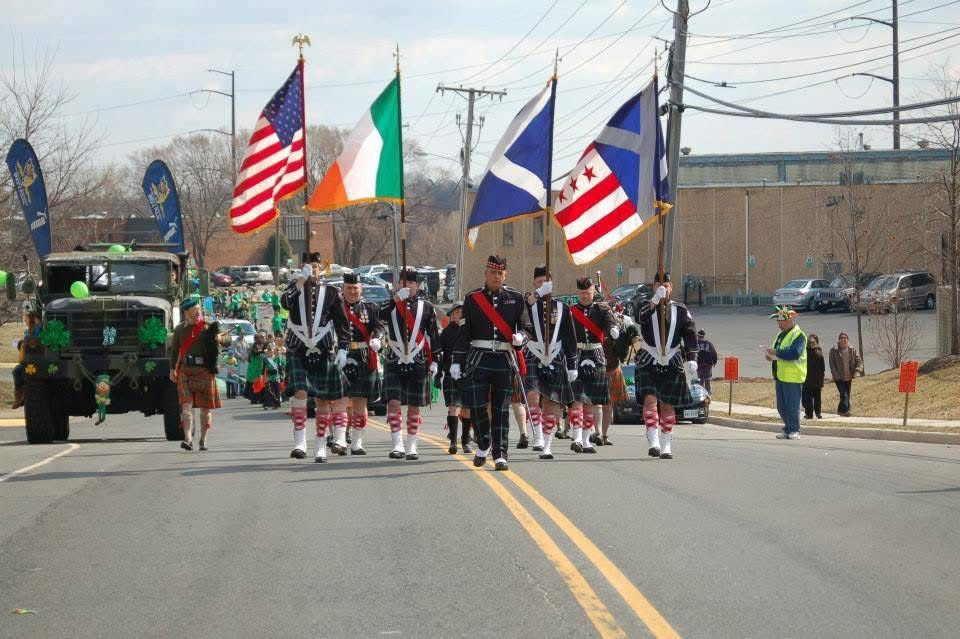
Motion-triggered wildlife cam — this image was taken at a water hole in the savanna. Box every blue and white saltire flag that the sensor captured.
[467,79,556,247]
[554,76,671,265]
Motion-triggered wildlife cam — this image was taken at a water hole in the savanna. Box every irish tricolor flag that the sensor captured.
[306,76,403,211]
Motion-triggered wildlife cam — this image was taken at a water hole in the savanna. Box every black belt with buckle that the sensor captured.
[184,354,205,366]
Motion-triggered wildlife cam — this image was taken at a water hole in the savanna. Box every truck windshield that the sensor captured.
[46,261,171,295]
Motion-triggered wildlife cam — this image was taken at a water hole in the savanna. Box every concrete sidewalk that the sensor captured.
[722,401,960,428]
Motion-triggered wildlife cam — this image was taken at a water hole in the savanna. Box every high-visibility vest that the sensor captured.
[772,324,807,383]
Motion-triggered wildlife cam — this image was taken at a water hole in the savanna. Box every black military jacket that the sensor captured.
[525,296,578,369]
[633,298,699,362]
[378,293,441,364]
[453,285,533,366]
[280,280,349,354]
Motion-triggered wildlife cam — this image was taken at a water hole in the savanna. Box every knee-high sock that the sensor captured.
[406,413,421,454]
[332,411,348,447]
[315,412,331,438]
[582,407,596,446]
[529,405,544,447]
[181,407,194,443]
[541,413,557,454]
[568,407,584,445]
[460,416,473,444]
[351,414,366,450]
[388,407,404,452]
[643,405,660,449]
[291,398,307,451]
[660,412,676,454]
[446,415,459,442]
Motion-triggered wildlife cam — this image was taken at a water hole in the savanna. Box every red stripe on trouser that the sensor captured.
[660,412,676,434]
[568,408,583,429]
[333,412,348,429]
[315,413,331,438]
[584,409,595,431]
[292,406,307,431]
[529,406,543,429]
[643,407,659,430]
[542,413,558,435]
[352,414,367,430]
[407,413,422,435]
[387,409,402,433]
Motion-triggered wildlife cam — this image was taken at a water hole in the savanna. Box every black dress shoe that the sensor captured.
[648,447,661,458]
[314,456,327,463]
[538,453,554,460]
[660,452,673,460]
[350,448,367,455]
[472,455,487,468]
[461,441,473,454]
[448,444,457,454]
[517,434,529,449]
[181,441,193,451]
[388,450,405,459]
[532,445,544,452]
[601,436,612,446]
[199,442,208,451]
[494,460,509,471]
[589,432,600,445]
[337,446,347,456]
[405,453,419,460]
[570,442,583,453]
[290,449,306,459]
[582,446,597,454]
[555,431,568,439]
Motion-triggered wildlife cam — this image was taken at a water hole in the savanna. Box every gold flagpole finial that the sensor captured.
[393,43,401,76]
[552,48,560,80]
[292,33,311,59]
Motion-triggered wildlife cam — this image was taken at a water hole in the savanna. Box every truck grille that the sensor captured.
[47,311,163,352]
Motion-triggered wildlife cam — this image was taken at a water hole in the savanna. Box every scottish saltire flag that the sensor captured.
[467,79,556,246]
[229,62,306,234]
[554,77,671,265]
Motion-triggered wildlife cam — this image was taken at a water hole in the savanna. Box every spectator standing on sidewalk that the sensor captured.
[764,306,807,440]
[802,333,825,419]
[829,332,863,417]
[696,329,718,394]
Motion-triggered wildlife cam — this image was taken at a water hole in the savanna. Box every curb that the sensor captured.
[708,415,960,445]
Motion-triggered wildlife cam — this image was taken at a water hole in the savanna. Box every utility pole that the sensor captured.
[205,69,237,174]
[848,1,900,149]
[663,0,690,274]
[436,84,506,302]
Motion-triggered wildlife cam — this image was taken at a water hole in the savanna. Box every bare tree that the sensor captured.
[868,304,922,368]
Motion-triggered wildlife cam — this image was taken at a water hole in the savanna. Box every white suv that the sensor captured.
[239,265,274,285]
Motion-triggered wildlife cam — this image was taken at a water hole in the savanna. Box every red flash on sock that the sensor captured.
[660,413,676,433]
[643,408,659,430]
[387,409,402,433]
[316,413,331,438]
[406,413,422,435]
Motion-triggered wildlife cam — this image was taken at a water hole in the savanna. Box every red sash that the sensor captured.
[344,302,378,371]
[469,291,526,375]
[176,321,206,372]
[570,306,605,344]
[394,298,433,364]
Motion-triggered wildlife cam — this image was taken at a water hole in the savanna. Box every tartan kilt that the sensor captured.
[460,351,515,409]
[177,365,221,409]
[573,368,610,405]
[608,366,629,403]
[442,374,462,407]
[635,363,691,407]
[343,352,381,401]
[286,352,345,400]
[524,363,574,405]
[383,361,431,406]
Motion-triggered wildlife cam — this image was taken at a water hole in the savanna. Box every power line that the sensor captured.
[457,0,559,83]
[683,101,960,125]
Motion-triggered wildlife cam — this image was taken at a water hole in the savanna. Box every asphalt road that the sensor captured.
[687,306,939,377]
[2,401,959,638]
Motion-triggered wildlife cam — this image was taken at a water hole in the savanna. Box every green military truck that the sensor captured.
[21,249,187,443]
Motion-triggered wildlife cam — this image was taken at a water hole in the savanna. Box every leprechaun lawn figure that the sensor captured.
[170,297,228,451]
[631,271,698,460]
[452,255,532,471]
[522,265,578,460]
[379,267,441,460]
[336,272,385,455]
[281,252,351,463]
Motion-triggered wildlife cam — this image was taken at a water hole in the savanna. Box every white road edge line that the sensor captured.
[0,443,81,483]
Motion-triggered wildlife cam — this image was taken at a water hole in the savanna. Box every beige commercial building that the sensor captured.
[462,149,953,300]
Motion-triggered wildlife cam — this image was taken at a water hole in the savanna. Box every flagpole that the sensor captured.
[293,34,311,282]
[394,45,407,275]
[544,52,559,347]
[654,69,667,357]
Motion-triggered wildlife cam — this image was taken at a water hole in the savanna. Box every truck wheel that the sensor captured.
[163,381,184,441]
[51,403,70,441]
[23,379,54,444]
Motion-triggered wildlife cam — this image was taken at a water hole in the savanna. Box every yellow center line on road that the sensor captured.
[0,418,25,428]
[367,419,626,639]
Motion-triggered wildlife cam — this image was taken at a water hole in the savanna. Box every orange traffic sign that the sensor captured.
[724,357,739,381]
[899,361,918,394]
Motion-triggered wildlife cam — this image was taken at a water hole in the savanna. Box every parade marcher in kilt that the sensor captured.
[379,267,441,460]
[631,271,698,460]
[451,255,533,471]
[170,297,226,451]
[522,265,577,460]
[438,304,473,455]
[337,272,384,455]
[569,277,619,454]
[281,253,351,463]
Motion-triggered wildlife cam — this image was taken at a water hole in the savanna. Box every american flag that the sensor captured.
[554,77,670,265]
[229,62,306,234]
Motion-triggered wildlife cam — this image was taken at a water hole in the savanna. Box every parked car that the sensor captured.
[772,278,832,311]
[217,319,257,348]
[211,271,234,287]
[237,265,274,285]
[356,264,389,276]
[815,272,881,312]
[856,271,937,312]
[615,364,708,424]
[362,285,391,305]
[610,283,654,316]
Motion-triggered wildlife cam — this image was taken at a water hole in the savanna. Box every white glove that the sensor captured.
[369,337,382,352]
[535,280,553,297]
[334,349,348,369]
[511,332,525,347]
[396,287,411,301]
[651,286,667,304]
[429,361,439,378]
[449,363,462,380]
[684,360,698,376]
[567,369,579,383]
[609,326,620,340]
[622,314,635,327]
[297,265,311,280]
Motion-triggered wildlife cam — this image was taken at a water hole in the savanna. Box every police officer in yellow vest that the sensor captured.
[764,306,807,440]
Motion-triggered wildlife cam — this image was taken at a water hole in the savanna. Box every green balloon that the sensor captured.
[70,281,90,298]
[107,244,127,254]
[0,271,7,287]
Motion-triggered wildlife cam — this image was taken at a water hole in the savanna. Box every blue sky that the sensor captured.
[4,0,959,180]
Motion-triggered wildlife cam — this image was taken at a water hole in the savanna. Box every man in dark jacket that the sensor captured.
[696,329,718,393]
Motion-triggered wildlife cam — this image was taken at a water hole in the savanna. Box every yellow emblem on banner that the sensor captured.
[150,176,171,205]
[16,159,37,205]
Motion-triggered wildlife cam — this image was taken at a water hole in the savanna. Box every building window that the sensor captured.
[502,222,514,247]
[532,216,544,246]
